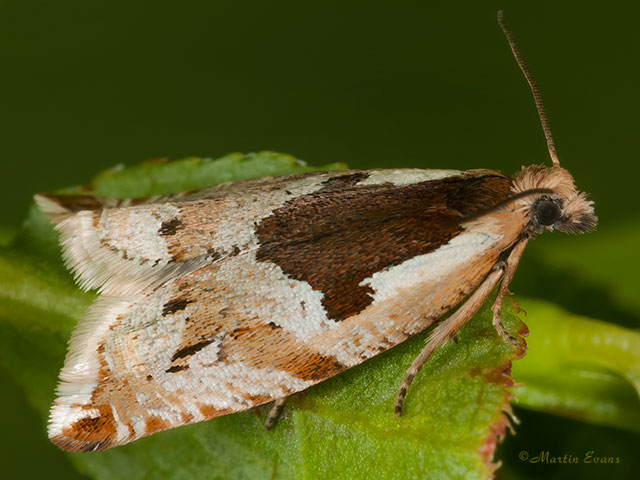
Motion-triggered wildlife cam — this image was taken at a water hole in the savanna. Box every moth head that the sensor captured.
[497,13,596,236]
[512,164,597,235]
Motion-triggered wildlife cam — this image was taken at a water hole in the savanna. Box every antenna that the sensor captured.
[497,10,560,167]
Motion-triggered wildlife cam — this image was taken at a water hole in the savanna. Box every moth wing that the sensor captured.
[35,171,340,295]
[48,169,528,452]
[35,168,481,296]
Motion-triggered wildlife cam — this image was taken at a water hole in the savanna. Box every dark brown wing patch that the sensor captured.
[255,174,512,321]
[39,194,106,212]
[162,298,192,316]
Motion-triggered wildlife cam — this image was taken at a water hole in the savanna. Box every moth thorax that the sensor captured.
[512,164,597,235]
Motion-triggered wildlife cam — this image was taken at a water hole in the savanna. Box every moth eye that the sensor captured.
[535,199,562,226]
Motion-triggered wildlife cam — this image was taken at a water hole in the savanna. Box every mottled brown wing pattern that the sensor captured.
[36,169,504,295]
[35,171,340,296]
[41,168,526,451]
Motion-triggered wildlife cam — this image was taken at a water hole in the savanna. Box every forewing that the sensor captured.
[47,168,527,451]
[36,169,477,296]
[35,171,334,295]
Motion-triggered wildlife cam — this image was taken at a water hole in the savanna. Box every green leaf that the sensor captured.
[0,225,17,246]
[89,151,347,198]
[514,221,640,325]
[0,151,523,480]
[511,296,640,433]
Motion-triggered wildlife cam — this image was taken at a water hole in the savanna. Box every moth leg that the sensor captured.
[395,267,505,417]
[492,239,528,347]
[512,300,528,317]
[264,396,288,431]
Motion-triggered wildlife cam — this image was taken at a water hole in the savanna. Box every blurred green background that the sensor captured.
[1,0,638,479]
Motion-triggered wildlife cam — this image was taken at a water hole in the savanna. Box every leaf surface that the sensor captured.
[511,297,640,433]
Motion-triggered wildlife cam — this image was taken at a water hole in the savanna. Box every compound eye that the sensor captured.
[535,199,562,226]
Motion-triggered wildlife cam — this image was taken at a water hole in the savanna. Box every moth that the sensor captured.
[36,12,596,452]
